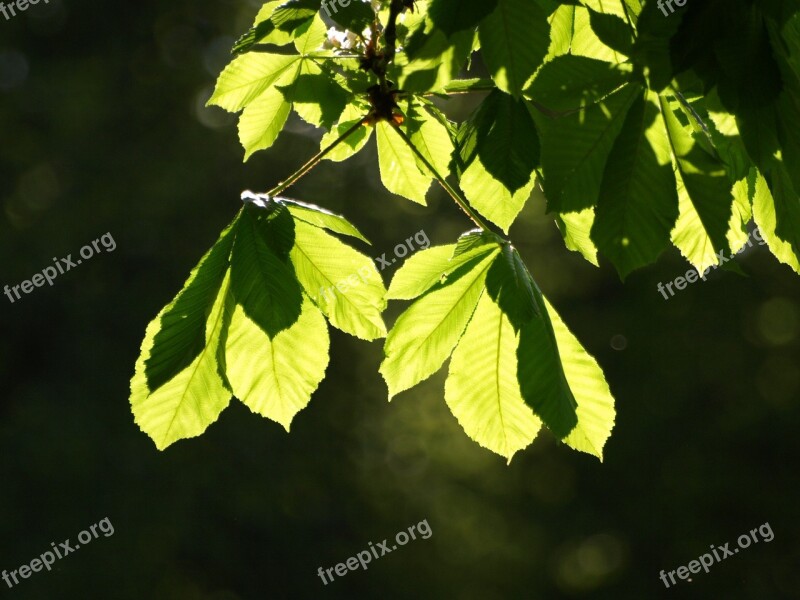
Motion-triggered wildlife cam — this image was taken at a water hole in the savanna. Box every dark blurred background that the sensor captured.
[1,1,799,598]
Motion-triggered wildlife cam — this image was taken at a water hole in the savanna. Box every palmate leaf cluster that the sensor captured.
[130,0,800,461]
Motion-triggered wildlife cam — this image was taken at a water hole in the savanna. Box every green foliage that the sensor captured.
[376,120,433,204]
[225,297,330,430]
[478,0,550,97]
[290,219,387,340]
[132,0,800,461]
[591,89,678,279]
[131,197,382,445]
[444,293,542,462]
[457,90,539,231]
[231,205,303,336]
[381,242,500,398]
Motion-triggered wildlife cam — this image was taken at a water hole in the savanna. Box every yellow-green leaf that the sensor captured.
[131,274,233,450]
[381,247,500,398]
[225,299,329,431]
[445,293,542,462]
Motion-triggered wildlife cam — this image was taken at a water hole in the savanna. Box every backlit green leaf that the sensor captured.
[406,102,455,179]
[225,298,329,431]
[283,198,370,244]
[131,273,233,450]
[144,221,236,392]
[239,84,293,160]
[479,0,550,96]
[290,220,387,340]
[376,121,432,205]
[458,90,540,230]
[381,247,500,398]
[387,240,500,300]
[395,20,475,93]
[445,293,542,462]
[660,94,733,261]
[591,89,679,278]
[321,103,372,162]
[459,159,536,233]
[230,206,303,337]
[208,53,300,113]
[543,296,615,459]
[556,209,600,266]
[753,170,800,274]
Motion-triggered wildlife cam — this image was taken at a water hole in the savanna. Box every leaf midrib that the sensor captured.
[162,280,229,442]
[292,235,383,333]
[394,250,498,358]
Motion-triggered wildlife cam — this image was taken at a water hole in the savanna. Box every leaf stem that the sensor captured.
[378,0,406,92]
[669,85,712,138]
[388,120,492,232]
[620,0,637,35]
[266,118,368,197]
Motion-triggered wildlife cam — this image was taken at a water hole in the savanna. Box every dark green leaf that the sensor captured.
[233,21,280,54]
[255,201,297,259]
[278,69,349,129]
[230,205,303,337]
[526,55,634,112]
[479,0,550,96]
[534,84,639,213]
[461,89,539,195]
[587,8,634,56]
[272,0,320,32]
[517,287,578,439]
[326,0,375,32]
[144,222,236,391]
[485,244,539,331]
[427,0,499,36]
[591,90,679,278]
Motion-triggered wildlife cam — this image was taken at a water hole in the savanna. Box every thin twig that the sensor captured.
[670,86,712,138]
[266,118,368,196]
[620,0,636,35]
[314,54,362,60]
[376,0,406,93]
[388,120,492,232]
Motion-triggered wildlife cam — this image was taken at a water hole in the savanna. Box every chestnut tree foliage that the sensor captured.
[130,0,800,461]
